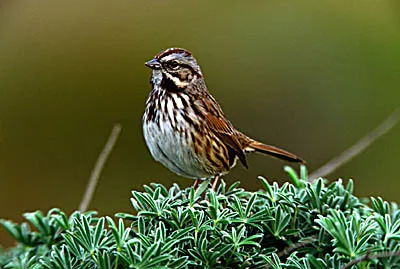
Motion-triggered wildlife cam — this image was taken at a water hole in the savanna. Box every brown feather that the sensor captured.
[203,113,248,168]
[247,140,305,163]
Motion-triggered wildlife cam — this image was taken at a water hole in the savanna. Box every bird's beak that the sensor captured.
[145,59,161,70]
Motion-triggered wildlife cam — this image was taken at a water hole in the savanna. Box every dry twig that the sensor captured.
[277,236,317,258]
[342,250,400,269]
[309,108,400,182]
[78,124,122,212]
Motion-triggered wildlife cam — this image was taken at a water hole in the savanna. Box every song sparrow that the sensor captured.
[143,48,304,189]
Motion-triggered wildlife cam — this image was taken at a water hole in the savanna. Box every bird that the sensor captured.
[142,48,304,190]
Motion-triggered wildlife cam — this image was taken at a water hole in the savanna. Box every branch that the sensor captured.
[265,236,317,269]
[342,250,400,269]
[309,108,400,182]
[276,236,317,258]
[78,124,122,212]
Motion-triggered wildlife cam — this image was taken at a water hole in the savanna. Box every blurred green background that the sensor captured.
[1,1,399,247]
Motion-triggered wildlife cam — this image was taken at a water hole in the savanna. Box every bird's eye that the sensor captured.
[168,61,179,69]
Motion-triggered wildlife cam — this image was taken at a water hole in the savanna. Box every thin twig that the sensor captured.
[309,108,400,182]
[79,124,122,212]
[342,250,400,269]
[276,236,317,258]
[265,236,317,269]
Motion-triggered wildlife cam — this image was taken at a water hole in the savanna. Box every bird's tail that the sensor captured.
[246,140,305,163]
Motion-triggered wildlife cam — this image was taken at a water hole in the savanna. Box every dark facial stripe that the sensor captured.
[168,72,180,78]
[155,48,191,59]
[163,64,198,83]
[177,63,200,77]
[161,73,180,92]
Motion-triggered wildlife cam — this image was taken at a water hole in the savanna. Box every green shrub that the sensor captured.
[1,166,400,268]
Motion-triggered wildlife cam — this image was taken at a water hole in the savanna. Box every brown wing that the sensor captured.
[194,93,304,166]
[204,114,248,168]
[196,95,248,169]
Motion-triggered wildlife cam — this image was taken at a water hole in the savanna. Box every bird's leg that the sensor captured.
[193,179,201,189]
[211,175,220,191]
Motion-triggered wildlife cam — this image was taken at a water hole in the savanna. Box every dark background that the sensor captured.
[1,1,399,247]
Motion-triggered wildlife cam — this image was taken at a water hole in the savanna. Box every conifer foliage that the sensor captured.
[1,166,399,268]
